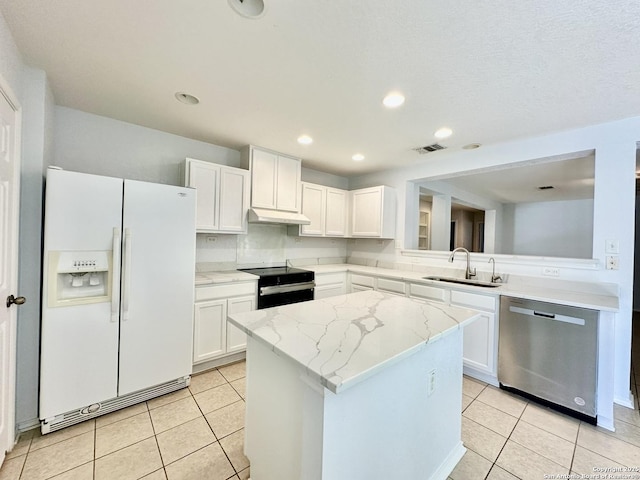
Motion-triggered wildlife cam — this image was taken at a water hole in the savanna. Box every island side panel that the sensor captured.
[244,330,466,480]
[319,329,466,480]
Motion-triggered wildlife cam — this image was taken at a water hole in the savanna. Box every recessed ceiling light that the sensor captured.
[462,143,482,150]
[434,127,453,139]
[352,153,365,161]
[297,135,313,145]
[382,92,405,108]
[175,92,200,105]
[228,0,265,18]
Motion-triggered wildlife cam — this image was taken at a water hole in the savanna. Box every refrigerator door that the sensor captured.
[118,180,196,395]
[40,169,123,419]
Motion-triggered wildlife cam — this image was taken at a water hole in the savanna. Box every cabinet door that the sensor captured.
[227,295,255,353]
[219,167,249,233]
[463,312,495,375]
[193,299,226,363]
[300,183,326,236]
[276,155,301,212]
[351,188,382,237]
[188,160,219,231]
[351,284,374,293]
[314,283,346,299]
[325,188,347,236]
[251,149,278,209]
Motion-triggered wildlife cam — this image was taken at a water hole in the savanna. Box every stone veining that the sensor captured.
[228,290,481,393]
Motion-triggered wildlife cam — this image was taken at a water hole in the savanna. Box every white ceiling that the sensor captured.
[2,1,640,176]
[421,155,595,204]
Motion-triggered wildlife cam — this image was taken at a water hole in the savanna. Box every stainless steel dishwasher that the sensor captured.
[498,296,598,423]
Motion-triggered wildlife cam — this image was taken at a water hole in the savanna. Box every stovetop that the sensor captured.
[239,266,311,277]
[239,266,314,287]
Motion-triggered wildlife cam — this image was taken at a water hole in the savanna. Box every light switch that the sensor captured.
[605,239,619,254]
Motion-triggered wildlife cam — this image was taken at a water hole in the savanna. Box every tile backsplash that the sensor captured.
[195,224,348,269]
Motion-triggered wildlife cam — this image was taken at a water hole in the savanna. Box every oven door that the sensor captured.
[258,281,315,309]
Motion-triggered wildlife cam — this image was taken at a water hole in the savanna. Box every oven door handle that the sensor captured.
[260,281,316,296]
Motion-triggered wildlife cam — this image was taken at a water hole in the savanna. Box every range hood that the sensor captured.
[248,207,311,225]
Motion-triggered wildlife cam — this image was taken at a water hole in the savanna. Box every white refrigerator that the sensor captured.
[40,167,196,433]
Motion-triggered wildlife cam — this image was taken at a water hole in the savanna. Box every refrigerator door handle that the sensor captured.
[122,228,132,321]
[111,227,121,322]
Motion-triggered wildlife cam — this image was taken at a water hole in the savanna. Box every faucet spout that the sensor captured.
[449,247,476,279]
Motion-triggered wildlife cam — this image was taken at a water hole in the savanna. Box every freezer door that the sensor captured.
[118,180,196,395]
[40,169,123,419]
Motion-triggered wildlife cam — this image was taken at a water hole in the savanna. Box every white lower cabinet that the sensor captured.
[314,272,347,299]
[349,273,376,292]
[449,290,498,380]
[193,281,257,364]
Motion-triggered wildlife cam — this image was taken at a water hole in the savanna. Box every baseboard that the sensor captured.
[17,418,40,434]
[463,366,498,387]
[430,442,466,480]
[192,351,246,374]
[615,390,635,409]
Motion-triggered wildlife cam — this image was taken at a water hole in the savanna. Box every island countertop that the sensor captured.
[228,290,482,394]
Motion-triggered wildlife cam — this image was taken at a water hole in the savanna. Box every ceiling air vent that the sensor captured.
[414,143,447,154]
[537,185,555,190]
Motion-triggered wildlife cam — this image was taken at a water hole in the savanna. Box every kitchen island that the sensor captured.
[228,290,483,480]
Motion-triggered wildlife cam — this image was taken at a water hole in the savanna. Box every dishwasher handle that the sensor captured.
[508,305,585,326]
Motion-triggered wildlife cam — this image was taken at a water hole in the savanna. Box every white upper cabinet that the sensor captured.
[299,182,348,237]
[242,146,301,212]
[325,188,348,236]
[350,185,396,238]
[300,183,326,236]
[185,158,249,234]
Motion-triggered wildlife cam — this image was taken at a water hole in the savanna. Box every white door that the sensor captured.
[219,167,249,233]
[325,188,347,236]
[300,183,325,236]
[227,295,255,353]
[188,159,219,231]
[275,155,301,212]
[118,180,196,395]
[0,86,21,464]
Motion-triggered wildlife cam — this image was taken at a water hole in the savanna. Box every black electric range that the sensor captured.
[239,266,315,309]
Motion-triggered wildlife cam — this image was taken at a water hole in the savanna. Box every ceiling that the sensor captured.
[421,155,595,204]
[2,1,640,176]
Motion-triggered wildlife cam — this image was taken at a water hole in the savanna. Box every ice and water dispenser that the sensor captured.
[47,251,112,307]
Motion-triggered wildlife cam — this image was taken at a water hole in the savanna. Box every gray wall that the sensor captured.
[53,107,241,185]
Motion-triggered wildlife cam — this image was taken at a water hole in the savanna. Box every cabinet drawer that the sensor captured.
[409,283,448,303]
[315,272,347,286]
[196,281,257,301]
[377,277,406,295]
[450,290,496,312]
[350,274,375,288]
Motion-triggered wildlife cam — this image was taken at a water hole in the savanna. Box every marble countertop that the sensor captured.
[228,290,481,393]
[305,264,619,312]
[195,270,258,286]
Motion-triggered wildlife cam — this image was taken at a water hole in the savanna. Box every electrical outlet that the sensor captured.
[542,267,559,277]
[605,239,619,254]
[206,236,217,243]
[606,255,619,270]
[427,369,436,396]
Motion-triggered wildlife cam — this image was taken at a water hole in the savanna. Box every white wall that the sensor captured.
[53,107,241,185]
[348,118,638,407]
[0,9,60,432]
[501,199,594,258]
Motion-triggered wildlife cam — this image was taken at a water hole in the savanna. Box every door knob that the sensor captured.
[6,295,26,308]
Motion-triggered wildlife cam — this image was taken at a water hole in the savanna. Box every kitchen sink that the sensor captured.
[423,276,501,288]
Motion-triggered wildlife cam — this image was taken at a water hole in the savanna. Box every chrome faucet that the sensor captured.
[488,257,502,283]
[449,247,476,279]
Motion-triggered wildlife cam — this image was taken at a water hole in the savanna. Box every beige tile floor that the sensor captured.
[2,323,640,480]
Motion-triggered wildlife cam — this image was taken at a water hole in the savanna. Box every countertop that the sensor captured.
[195,270,258,286]
[305,264,620,312]
[228,290,482,393]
